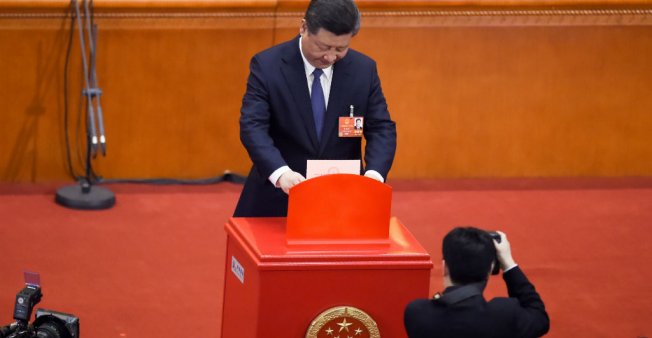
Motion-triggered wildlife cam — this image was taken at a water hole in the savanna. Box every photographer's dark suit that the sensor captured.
[234,36,396,217]
[404,266,549,338]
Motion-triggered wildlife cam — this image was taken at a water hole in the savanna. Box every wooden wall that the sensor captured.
[1,0,651,182]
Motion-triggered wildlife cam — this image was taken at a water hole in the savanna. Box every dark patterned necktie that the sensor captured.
[311,68,326,141]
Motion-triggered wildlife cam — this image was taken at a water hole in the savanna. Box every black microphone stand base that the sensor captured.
[55,181,115,210]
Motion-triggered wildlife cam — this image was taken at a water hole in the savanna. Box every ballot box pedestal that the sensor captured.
[221,218,431,337]
[221,175,432,337]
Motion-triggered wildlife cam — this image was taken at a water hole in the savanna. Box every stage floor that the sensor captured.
[1,178,651,337]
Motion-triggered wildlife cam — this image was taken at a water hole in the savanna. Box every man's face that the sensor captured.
[300,20,352,69]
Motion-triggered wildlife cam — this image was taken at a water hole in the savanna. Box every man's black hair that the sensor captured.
[443,227,497,285]
[304,0,361,36]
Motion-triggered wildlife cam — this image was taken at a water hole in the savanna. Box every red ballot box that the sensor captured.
[221,175,432,338]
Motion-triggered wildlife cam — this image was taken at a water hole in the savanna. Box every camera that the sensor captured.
[1,273,79,338]
[487,231,502,275]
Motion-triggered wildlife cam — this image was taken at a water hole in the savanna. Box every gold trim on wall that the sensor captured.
[2,9,651,27]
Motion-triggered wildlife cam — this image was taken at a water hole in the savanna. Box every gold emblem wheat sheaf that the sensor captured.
[305,306,380,338]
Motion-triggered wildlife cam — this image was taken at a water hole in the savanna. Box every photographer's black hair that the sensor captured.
[304,0,361,36]
[443,227,497,285]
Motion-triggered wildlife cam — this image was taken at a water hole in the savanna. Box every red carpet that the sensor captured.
[0,179,651,337]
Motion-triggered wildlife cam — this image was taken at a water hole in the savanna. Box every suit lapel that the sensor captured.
[319,57,352,155]
[280,38,319,152]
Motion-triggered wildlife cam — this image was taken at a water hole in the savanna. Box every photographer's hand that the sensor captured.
[494,231,517,271]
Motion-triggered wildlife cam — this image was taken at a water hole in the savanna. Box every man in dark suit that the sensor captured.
[404,227,550,338]
[234,0,396,217]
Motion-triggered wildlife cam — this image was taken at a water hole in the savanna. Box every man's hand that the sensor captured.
[276,170,306,194]
[493,231,517,271]
[364,170,384,182]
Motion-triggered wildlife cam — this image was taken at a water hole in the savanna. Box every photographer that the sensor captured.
[404,227,549,338]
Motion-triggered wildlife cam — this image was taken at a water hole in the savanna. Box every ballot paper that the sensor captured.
[306,160,361,179]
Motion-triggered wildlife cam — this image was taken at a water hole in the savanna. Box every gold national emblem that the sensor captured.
[305,306,380,338]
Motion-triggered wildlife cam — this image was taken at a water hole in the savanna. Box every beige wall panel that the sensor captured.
[2,3,652,182]
[1,15,275,182]
[274,17,652,179]
[361,25,652,178]
[1,21,72,182]
[91,24,273,180]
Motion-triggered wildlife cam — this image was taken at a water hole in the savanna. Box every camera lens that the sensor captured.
[35,321,67,338]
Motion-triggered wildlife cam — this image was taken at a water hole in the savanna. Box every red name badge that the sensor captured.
[339,116,363,137]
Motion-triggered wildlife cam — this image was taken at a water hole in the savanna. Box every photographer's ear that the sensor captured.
[443,260,454,287]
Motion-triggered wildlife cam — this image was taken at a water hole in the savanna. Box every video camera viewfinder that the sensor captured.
[13,271,42,324]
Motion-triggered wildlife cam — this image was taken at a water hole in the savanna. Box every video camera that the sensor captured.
[1,272,79,338]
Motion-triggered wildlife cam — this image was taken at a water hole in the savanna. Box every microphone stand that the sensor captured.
[56,0,115,210]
